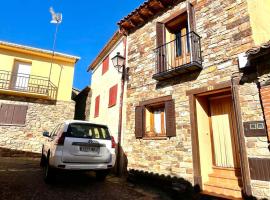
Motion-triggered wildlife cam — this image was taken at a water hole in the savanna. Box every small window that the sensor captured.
[145,104,166,137]
[135,97,176,139]
[108,84,118,107]
[102,56,109,75]
[0,104,28,125]
[94,95,100,118]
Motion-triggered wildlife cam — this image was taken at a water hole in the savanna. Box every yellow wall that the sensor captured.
[247,0,270,45]
[0,47,76,101]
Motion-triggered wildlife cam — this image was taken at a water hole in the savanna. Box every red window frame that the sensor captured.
[102,56,109,75]
[94,95,100,118]
[108,84,118,107]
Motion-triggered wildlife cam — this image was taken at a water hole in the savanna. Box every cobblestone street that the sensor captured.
[0,157,172,200]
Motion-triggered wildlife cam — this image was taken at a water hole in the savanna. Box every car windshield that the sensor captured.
[66,123,111,139]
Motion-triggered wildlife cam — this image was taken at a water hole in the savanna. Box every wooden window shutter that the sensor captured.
[0,104,28,125]
[12,105,28,124]
[108,84,118,107]
[156,22,166,73]
[187,2,195,32]
[135,106,144,138]
[165,100,176,137]
[187,2,195,62]
[102,56,109,75]
[0,104,11,124]
[94,95,100,117]
[156,22,165,48]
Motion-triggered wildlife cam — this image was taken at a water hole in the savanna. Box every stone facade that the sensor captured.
[239,52,270,199]
[0,95,74,155]
[123,0,269,199]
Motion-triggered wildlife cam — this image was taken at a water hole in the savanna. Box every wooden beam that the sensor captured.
[130,14,144,24]
[137,11,149,21]
[126,19,136,28]
[141,7,154,16]
[149,0,165,10]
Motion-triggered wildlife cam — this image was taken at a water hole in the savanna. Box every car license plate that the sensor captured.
[80,146,99,153]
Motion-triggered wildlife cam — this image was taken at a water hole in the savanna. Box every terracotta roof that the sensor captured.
[87,31,123,71]
[118,0,178,34]
[246,40,270,57]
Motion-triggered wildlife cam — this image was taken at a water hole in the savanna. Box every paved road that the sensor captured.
[0,157,173,200]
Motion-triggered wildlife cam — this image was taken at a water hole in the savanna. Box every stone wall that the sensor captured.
[239,60,270,199]
[124,0,269,198]
[0,95,74,155]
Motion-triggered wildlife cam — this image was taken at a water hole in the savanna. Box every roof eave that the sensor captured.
[118,0,176,34]
[87,31,123,72]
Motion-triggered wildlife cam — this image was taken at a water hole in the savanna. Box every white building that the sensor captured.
[87,31,127,144]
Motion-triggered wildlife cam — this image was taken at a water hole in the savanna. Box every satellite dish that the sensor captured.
[49,7,62,24]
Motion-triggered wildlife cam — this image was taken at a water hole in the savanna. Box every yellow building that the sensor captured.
[0,40,79,156]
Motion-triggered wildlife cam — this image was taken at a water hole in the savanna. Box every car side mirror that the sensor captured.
[43,131,50,137]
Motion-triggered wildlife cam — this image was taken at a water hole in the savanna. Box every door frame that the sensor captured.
[186,80,252,196]
[10,59,32,90]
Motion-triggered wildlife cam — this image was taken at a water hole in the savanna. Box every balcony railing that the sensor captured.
[0,70,57,100]
[153,31,202,81]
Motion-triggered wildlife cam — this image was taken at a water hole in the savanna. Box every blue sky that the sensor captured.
[0,0,144,90]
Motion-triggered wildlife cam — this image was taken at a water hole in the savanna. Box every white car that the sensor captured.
[40,120,116,182]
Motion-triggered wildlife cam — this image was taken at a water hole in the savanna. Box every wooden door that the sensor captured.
[174,27,190,67]
[209,95,239,169]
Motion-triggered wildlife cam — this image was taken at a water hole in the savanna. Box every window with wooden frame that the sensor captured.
[0,104,28,125]
[102,56,109,75]
[108,84,118,107]
[145,104,166,137]
[94,95,100,118]
[135,96,176,139]
[156,2,195,71]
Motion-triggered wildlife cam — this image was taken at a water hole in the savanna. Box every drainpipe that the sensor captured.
[116,37,127,176]
[231,72,252,197]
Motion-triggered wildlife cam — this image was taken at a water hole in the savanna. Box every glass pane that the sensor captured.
[175,33,182,57]
[154,110,162,134]
[67,123,110,139]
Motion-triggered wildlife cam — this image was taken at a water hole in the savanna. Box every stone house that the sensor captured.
[0,40,79,156]
[117,0,270,199]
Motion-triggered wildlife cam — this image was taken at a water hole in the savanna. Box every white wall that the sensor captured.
[89,38,125,143]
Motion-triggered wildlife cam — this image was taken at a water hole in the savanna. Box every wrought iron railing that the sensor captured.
[0,70,57,100]
[155,31,202,74]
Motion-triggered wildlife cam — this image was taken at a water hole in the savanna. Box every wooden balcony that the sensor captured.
[153,31,202,81]
[0,70,57,100]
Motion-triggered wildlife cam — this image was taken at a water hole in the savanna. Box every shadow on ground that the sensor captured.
[0,157,172,200]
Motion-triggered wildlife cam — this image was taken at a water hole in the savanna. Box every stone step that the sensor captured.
[211,167,241,179]
[203,185,242,199]
[208,176,243,188]
[204,178,242,191]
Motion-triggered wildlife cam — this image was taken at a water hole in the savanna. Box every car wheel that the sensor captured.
[95,170,110,181]
[44,154,54,183]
